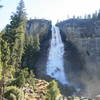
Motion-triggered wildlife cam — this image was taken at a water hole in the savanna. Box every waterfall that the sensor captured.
[46,25,69,85]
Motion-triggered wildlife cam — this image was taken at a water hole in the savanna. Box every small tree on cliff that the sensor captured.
[46,80,60,100]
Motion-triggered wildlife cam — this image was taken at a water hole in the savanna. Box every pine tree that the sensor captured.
[98,9,100,19]
[0,0,3,8]
[0,5,3,8]
[92,11,98,19]
[1,38,11,82]
[21,34,40,69]
[2,0,27,68]
[46,80,60,100]
[0,38,2,80]
[87,14,91,19]
[16,72,25,88]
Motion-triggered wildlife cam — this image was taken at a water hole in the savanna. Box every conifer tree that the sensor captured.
[0,5,3,8]
[97,9,100,19]
[0,40,2,80]
[46,80,60,100]
[0,0,3,8]
[2,0,27,68]
[92,11,98,19]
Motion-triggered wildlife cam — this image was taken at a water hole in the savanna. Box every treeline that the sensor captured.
[0,0,61,100]
[70,9,100,20]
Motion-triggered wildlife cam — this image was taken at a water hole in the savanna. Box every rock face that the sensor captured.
[27,19,52,78]
[27,19,51,35]
[57,19,100,97]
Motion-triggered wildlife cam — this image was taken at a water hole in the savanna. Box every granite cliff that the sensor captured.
[26,19,100,97]
[27,19,52,78]
[57,19,100,97]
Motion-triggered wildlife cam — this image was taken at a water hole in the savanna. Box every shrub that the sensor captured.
[4,86,24,100]
[16,73,25,88]
[46,80,60,100]
[8,93,16,100]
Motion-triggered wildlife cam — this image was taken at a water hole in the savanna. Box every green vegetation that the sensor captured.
[0,0,98,100]
[0,0,61,100]
[0,0,39,99]
[4,86,24,100]
[1,0,27,68]
[46,80,60,100]
[21,34,40,69]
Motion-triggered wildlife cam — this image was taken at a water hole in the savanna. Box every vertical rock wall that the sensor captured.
[57,19,100,97]
[27,19,52,78]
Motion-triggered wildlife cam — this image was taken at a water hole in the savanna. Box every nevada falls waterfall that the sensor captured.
[46,25,69,85]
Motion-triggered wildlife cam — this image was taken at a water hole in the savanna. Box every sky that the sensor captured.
[0,0,100,30]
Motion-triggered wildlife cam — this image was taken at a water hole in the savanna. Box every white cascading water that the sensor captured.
[46,25,69,85]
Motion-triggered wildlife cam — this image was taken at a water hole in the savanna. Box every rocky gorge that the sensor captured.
[26,18,100,97]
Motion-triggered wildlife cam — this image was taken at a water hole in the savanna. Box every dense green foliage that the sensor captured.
[4,86,24,100]
[0,0,38,99]
[1,0,27,68]
[21,34,40,69]
[46,80,60,100]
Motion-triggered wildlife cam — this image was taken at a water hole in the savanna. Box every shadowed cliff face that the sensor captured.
[57,19,100,97]
[64,41,85,87]
[27,19,52,77]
